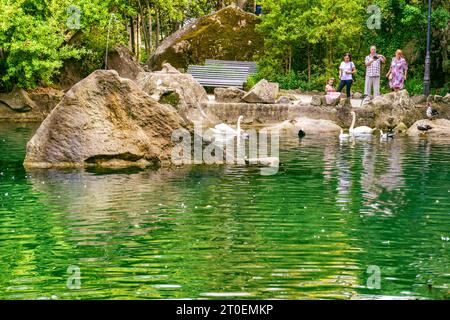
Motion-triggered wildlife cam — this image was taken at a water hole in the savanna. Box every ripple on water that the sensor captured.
[0,124,449,299]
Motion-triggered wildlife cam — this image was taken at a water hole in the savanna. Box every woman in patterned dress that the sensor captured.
[386,49,408,91]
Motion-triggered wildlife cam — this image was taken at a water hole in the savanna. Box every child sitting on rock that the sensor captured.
[325,78,341,105]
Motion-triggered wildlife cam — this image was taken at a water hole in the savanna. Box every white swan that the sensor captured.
[339,129,351,140]
[349,111,375,135]
[211,115,247,139]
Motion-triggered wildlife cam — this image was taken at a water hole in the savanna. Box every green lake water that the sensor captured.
[0,122,449,300]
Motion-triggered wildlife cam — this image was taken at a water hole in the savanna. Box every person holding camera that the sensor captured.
[364,46,386,98]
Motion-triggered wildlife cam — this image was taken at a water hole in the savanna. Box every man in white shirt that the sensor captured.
[364,46,386,98]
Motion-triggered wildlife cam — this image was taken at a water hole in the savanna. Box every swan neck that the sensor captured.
[350,113,356,131]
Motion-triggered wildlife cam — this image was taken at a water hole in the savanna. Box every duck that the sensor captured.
[417,123,433,132]
[380,129,395,141]
[298,129,306,139]
[426,103,439,120]
[349,111,375,135]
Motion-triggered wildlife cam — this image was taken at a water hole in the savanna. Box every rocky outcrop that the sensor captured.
[368,90,423,129]
[242,79,279,104]
[407,119,450,137]
[106,44,144,80]
[214,87,246,103]
[0,87,37,112]
[27,87,64,113]
[147,5,263,70]
[136,64,208,123]
[24,70,185,169]
[0,87,63,122]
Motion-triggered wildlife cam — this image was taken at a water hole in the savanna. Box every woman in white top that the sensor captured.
[337,53,356,98]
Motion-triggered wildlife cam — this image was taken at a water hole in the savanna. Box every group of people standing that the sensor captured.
[325,46,409,103]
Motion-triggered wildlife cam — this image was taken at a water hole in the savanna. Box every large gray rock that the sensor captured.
[242,79,279,104]
[147,6,263,70]
[369,90,422,128]
[214,87,246,103]
[0,87,37,112]
[106,45,144,80]
[0,87,64,121]
[24,70,185,169]
[407,119,450,137]
[136,63,208,122]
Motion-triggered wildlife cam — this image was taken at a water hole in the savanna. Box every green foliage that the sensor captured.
[0,0,80,88]
[0,0,127,89]
[254,0,449,94]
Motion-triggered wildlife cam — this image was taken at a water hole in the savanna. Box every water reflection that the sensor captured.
[0,123,449,299]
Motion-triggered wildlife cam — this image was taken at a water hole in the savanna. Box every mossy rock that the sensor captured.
[148,5,263,70]
[159,91,181,108]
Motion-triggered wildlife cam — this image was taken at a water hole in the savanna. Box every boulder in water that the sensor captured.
[24,70,185,169]
[369,90,422,128]
[407,119,450,137]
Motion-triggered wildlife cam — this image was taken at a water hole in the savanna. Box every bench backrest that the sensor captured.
[205,59,258,74]
[187,65,250,89]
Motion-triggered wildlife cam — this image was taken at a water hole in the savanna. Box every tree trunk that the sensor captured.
[130,17,135,54]
[148,14,153,53]
[138,0,149,55]
[307,44,311,82]
[288,45,292,73]
[156,10,160,48]
[136,15,141,62]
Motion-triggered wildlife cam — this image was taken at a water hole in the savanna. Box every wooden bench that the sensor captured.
[187,65,250,89]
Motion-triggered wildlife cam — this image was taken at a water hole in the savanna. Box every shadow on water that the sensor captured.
[0,122,449,299]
